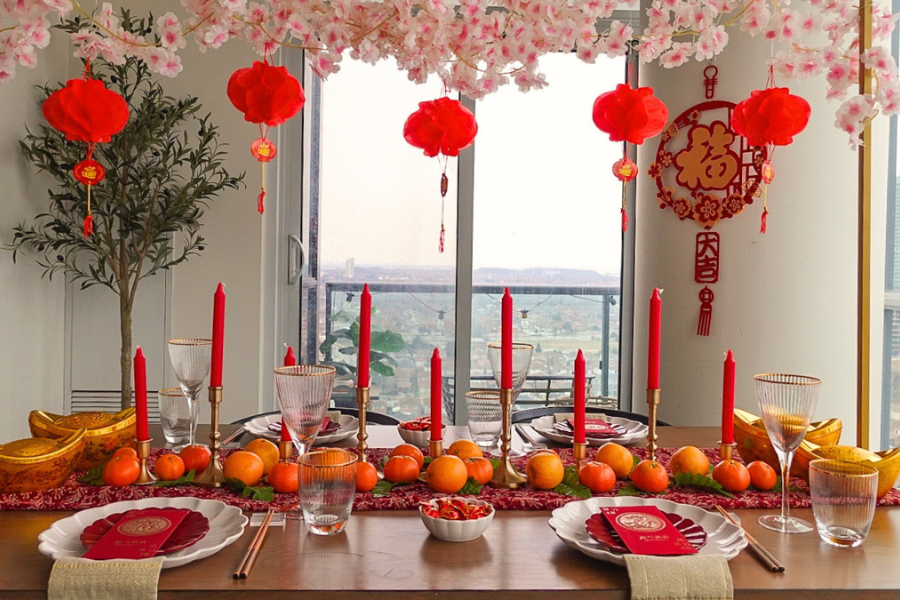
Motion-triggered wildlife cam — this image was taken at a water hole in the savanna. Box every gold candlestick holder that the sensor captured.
[573,441,588,474]
[491,388,527,489]
[646,388,660,462]
[429,438,443,458]
[134,439,157,485]
[194,386,225,487]
[279,439,294,463]
[357,387,370,463]
[719,441,736,463]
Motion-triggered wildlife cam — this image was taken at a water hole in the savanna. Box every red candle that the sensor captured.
[134,347,149,442]
[430,348,442,441]
[722,350,736,445]
[501,288,513,389]
[574,349,586,444]
[358,284,371,388]
[281,345,295,442]
[210,283,226,387]
[647,288,661,389]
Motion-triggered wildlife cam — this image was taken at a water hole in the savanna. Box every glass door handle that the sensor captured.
[288,235,306,285]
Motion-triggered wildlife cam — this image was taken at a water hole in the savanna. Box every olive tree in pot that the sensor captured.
[7,14,243,409]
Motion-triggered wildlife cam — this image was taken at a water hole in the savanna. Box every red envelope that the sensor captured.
[601,506,698,555]
[83,508,190,560]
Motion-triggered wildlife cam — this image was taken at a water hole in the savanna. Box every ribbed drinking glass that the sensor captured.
[753,373,821,534]
[167,338,212,447]
[274,365,336,456]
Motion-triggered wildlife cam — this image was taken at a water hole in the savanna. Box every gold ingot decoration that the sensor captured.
[29,408,136,470]
[0,429,86,493]
[733,408,842,475]
[796,441,900,500]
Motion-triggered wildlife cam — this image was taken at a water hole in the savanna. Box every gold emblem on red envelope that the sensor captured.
[615,512,666,533]
[119,516,173,537]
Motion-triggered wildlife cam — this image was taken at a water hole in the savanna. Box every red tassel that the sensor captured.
[760,208,768,234]
[621,208,628,232]
[83,215,94,238]
[439,224,445,253]
[257,189,266,214]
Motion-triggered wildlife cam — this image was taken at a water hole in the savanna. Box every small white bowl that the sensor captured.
[419,497,494,542]
[397,424,445,448]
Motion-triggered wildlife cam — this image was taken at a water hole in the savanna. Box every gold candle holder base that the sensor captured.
[194,386,225,487]
[646,388,661,462]
[429,439,443,458]
[573,441,588,474]
[279,439,294,462]
[357,387,370,463]
[719,441,736,463]
[134,439,157,485]
[491,388,526,489]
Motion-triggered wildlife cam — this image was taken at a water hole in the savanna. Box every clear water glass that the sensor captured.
[466,390,502,449]
[754,373,821,534]
[167,338,212,447]
[298,449,358,535]
[274,365,336,456]
[810,459,878,548]
[157,387,192,449]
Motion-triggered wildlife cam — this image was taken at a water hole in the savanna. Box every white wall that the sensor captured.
[0,38,69,440]
[634,28,887,445]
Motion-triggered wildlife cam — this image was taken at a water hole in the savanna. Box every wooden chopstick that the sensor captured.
[233,509,275,579]
[715,506,784,573]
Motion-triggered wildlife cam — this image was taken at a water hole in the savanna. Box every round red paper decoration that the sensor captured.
[592,84,669,145]
[227,61,305,127]
[73,159,105,186]
[731,87,810,147]
[403,97,478,158]
[43,78,129,143]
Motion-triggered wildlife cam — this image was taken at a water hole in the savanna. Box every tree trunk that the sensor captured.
[120,294,133,410]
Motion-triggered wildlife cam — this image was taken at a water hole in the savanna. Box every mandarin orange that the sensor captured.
[425,455,468,493]
[390,444,425,470]
[579,461,616,494]
[594,442,634,478]
[747,460,777,491]
[713,460,751,493]
[526,450,565,490]
[102,455,140,487]
[179,444,211,473]
[268,461,299,493]
[223,451,265,487]
[245,438,280,475]
[464,457,494,485]
[669,446,710,477]
[155,453,186,481]
[447,439,483,461]
[355,461,379,492]
[383,455,420,483]
[630,459,669,493]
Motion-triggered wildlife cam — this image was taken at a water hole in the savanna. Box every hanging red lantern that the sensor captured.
[42,66,129,238]
[403,97,478,252]
[228,60,305,213]
[731,74,810,233]
[593,83,668,232]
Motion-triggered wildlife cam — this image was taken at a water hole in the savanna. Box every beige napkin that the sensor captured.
[624,554,733,600]
[48,556,164,600]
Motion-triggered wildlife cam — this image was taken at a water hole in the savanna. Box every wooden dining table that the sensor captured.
[2,424,899,599]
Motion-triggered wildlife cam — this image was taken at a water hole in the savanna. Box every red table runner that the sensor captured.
[2,446,898,512]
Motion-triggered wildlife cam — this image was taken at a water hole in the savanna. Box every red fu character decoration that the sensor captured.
[592,82,668,232]
[403,97,478,252]
[42,62,129,237]
[731,66,810,233]
[228,59,305,214]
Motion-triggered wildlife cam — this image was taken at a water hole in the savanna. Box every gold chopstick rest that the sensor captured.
[233,509,275,579]
[715,506,784,573]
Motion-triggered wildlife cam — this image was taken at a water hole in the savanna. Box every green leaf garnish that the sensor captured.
[225,477,274,502]
[423,456,434,467]
[489,458,501,471]
[616,483,645,496]
[672,472,733,498]
[552,465,591,498]
[151,470,196,487]
[76,464,105,486]
[632,455,640,470]
[458,477,484,496]
[371,479,412,498]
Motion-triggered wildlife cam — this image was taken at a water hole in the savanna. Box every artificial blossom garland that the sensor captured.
[1,0,897,147]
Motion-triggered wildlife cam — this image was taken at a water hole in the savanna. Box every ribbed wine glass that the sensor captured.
[167,338,212,447]
[754,373,822,534]
[274,365,336,456]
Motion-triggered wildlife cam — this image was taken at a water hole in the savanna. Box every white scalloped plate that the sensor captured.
[530,415,648,447]
[245,412,359,445]
[548,497,746,566]
[38,497,247,569]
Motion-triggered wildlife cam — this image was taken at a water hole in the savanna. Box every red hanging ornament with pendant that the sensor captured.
[403,96,478,252]
[228,59,305,214]
[42,61,129,238]
[592,81,668,232]
[731,65,810,233]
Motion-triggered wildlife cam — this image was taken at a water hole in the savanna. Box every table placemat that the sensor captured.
[2,447,898,512]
